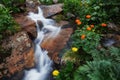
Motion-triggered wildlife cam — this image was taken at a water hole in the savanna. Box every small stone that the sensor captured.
[66,13,75,18]
[53,0,58,3]
[3,70,8,75]
[0,63,4,69]
[0,72,2,78]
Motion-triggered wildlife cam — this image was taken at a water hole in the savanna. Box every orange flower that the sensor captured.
[75,19,80,23]
[77,21,82,25]
[81,34,86,40]
[101,23,107,27]
[87,27,92,31]
[75,19,82,25]
[90,24,94,28]
[86,15,91,19]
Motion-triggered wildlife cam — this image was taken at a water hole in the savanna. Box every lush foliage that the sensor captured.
[55,0,120,80]
[0,0,25,13]
[0,5,20,55]
[55,62,75,80]
[74,47,120,80]
[0,6,20,40]
[57,47,120,80]
[63,0,120,24]
[72,27,101,54]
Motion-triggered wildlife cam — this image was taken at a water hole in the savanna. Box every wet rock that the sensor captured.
[26,0,40,13]
[14,14,35,27]
[37,20,44,30]
[41,24,73,63]
[66,13,75,18]
[108,22,120,32]
[14,3,64,39]
[26,0,63,17]
[101,34,120,47]
[101,38,116,47]
[11,71,24,80]
[0,31,34,79]
[54,20,69,27]
[14,14,36,40]
[40,3,63,17]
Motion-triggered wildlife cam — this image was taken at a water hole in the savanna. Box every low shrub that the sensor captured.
[74,47,120,80]
[0,0,25,13]
[0,5,20,55]
[56,0,120,80]
[0,6,20,40]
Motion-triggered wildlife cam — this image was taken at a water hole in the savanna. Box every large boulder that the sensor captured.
[14,14,36,40]
[41,23,73,63]
[0,31,34,79]
[25,0,63,17]
[40,3,63,17]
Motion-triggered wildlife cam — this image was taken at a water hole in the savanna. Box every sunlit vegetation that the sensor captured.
[0,0,25,13]
[0,0,120,79]
[53,0,120,80]
[0,1,22,56]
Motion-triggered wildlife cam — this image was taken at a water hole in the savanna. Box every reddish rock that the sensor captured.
[14,14,35,27]
[25,1,63,18]
[41,25,73,63]
[0,31,34,79]
[14,14,37,39]
[13,3,64,39]
[40,3,63,17]
[55,20,69,26]
[26,0,40,13]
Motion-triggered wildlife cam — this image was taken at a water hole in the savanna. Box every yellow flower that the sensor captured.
[52,70,59,76]
[72,47,78,52]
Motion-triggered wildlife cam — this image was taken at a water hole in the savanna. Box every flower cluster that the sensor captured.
[75,19,82,25]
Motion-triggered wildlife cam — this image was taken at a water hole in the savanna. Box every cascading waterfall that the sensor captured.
[23,7,61,80]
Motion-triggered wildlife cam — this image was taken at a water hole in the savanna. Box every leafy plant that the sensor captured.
[63,0,81,17]
[0,6,19,40]
[74,47,120,80]
[57,0,120,80]
[72,26,101,54]
[0,5,20,54]
[0,0,25,13]
[63,0,120,24]
[55,61,75,80]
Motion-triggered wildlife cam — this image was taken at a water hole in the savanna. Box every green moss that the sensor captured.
[54,14,66,22]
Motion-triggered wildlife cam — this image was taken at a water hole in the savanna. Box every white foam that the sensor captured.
[23,7,61,80]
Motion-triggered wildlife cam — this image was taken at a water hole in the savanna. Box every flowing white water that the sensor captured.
[23,7,61,80]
